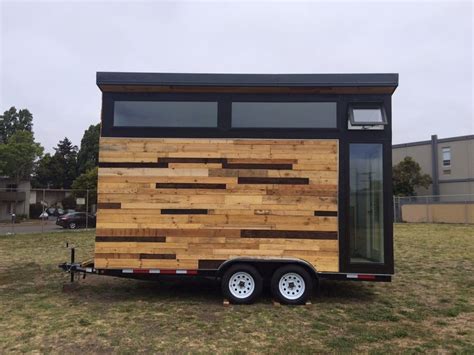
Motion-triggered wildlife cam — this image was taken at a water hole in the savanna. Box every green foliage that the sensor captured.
[77,124,100,174]
[393,157,432,196]
[34,123,99,189]
[72,167,98,210]
[29,202,44,218]
[0,131,43,183]
[31,153,53,188]
[33,138,78,189]
[61,195,77,210]
[0,107,33,144]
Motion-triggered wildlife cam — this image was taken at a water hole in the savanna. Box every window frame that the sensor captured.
[348,102,388,126]
[441,147,451,167]
[101,92,342,138]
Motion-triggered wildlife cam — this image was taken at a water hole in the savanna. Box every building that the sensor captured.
[0,178,31,221]
[393,135,474,196]
[1,179,75,221]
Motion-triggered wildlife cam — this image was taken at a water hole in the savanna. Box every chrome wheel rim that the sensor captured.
[228,271,255,299]
[278,272,305,300]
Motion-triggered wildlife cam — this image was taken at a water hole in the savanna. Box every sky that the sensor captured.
[1,0,473,152]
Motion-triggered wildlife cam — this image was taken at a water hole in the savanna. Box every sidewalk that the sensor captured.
[0,220,67,235]
[0,219,50,227]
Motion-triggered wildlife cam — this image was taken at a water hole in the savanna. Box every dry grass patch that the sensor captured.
[0,223,473,353]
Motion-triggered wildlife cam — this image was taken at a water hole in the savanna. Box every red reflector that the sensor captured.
[160,269,176,274]
[358,274,376,280]
[133,269,149,274]
[187,270,198,275]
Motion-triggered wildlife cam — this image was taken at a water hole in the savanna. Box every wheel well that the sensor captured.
[216,258,318,281]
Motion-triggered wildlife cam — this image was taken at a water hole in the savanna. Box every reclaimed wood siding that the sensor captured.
[95,138,339,272]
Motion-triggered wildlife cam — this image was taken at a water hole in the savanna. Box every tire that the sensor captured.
[68,222,77,229]
[221,264,263,304]
[271,265,313,305]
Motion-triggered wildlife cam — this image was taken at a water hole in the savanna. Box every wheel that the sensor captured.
[68,222,77,229]
[221,264,263,304]
[271,265,313,305]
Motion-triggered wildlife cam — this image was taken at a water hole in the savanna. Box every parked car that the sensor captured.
[56,212,96,229]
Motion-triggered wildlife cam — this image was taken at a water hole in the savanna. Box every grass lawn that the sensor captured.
[0,224,473,353]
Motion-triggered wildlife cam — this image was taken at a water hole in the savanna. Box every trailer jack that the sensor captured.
[59,244,96,282]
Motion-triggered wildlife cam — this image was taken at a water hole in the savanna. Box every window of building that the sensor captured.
[348,103,387,126]
[113,101,218,127]
[349,144,384,264]
[231,102,337,128]
[442,147,451,167]
[6,184,17,192]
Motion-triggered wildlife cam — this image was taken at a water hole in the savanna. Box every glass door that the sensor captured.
[349,144,384,264]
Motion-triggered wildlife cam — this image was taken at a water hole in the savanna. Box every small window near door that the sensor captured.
[348,103,387,126]
[442,147,451,167]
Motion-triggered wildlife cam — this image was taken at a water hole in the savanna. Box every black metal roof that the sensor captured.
[97,72,398,88]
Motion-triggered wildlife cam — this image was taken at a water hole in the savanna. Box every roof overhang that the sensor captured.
[96,72,398,94]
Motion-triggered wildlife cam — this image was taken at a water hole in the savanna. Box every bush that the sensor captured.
[61,195,77,210]
[29,203,44,218]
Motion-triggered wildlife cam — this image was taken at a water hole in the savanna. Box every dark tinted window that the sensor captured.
[232,102,337,128]
[114,101,218,127]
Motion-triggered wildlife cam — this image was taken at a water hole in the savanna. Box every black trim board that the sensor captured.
[97,72,399,89]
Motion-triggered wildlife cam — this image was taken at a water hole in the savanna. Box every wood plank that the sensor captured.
[96,137,340,273]
[241,230,338,240]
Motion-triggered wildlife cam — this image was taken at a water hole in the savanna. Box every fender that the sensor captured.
[216,257,318,279]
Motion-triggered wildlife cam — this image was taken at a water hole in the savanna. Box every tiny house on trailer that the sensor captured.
[62,72,398,304]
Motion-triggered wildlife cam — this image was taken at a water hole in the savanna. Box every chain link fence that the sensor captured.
[3,187,473,235]
[394,194,474,224]
[0,187,97,234]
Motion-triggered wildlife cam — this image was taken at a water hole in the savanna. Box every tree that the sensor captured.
[77,124,100,175]
[61,195,77,210]
[32,153,54,188]
[53,137,78,188]
[32,137,78,189]
[72,167,98,211]
[0,131,43,212]
[0,107,33,144]
[393,157,432,196]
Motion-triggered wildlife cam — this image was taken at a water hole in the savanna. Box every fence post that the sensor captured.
[86,189,89,229]
[393,196,397,223]
[11,209,14,235]
[41,189,45,234]
[425,195,430,223]
[465,197,468,224]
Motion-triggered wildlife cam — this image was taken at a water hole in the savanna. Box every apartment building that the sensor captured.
[393,134,474,196]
